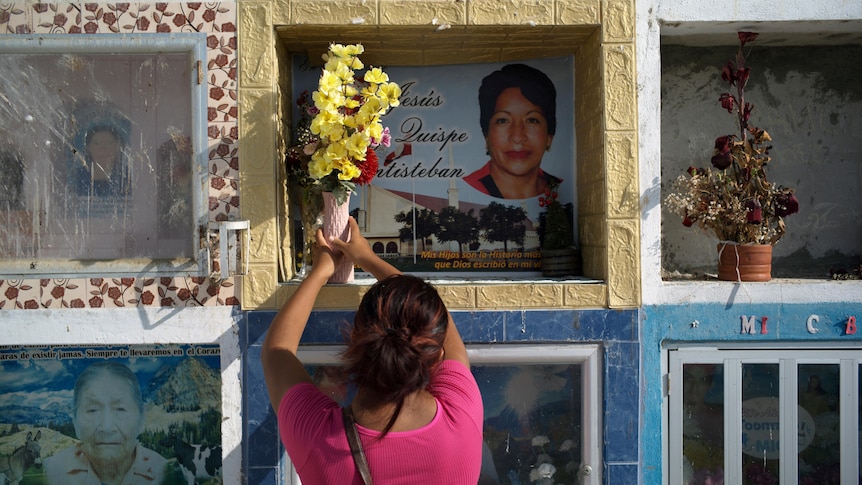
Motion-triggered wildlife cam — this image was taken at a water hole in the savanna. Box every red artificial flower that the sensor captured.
[353,147,378,185]
[742,102,753,123]
[711,136,734,169]
[745,199,762,224]
[736,67,751,86]
[721,61,736,84]
[738,32,759,47]
[776,193,799,217]
[683,215,694,227]
[711,151,732,170]
[719,93,736,113]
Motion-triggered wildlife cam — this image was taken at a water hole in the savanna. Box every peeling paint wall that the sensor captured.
[661,44,862,278]
[639,2,862,484]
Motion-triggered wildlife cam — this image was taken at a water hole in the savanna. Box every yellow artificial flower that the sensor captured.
[320,141,348,164]
[343,95,361,110]
[293,43,395,197]
[360,85,378,100]
[335,159,362,180]
[311,110,345,141]
[358,96,383,119]
[311,89,343,115]
[317,70,343,95]
[363,67,388,84]
[378,82,402,108]
[327,43,364,59]
[332,60,356,83]
[364,122,383,143]
[308,155,333,180]
[345,132,369,160]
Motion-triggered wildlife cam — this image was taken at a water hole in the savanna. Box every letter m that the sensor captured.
[741,315,757,334]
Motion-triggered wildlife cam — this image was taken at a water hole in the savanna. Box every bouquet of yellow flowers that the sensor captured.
[288,43,400,206]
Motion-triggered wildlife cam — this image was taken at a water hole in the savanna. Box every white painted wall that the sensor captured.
[637,0,862,306]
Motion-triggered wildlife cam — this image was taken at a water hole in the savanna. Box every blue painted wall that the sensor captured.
[243,308,639,485]
[641,300,862,485]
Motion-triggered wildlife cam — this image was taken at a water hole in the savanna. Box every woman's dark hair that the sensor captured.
[478,63,557,137]
[342,274,449,437]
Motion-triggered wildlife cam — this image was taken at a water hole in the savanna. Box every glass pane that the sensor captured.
[682,364,724,484]
[0,50,195,265]
[741,363,780,484]
[796,364,840,483]
[473,364,581,485]
[307,364,352,406]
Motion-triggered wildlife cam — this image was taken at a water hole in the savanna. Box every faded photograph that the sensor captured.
[0,345,222,485]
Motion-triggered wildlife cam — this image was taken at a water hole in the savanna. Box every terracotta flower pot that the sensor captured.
[716,242,772,282]
[322,192,354,283]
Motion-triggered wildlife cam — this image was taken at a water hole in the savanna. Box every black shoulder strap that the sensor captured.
[342,406,374,485]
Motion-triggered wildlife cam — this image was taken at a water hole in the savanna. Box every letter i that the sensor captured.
[760,316,768,335]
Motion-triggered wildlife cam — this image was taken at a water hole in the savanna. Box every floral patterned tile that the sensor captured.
[0,279,41,310]
[1,3,236,43]
[86,278,138,308]
[155,276,236,307]
[1,2,240,310]
[0,3,32,34]
[32,3,80,33]
[208,130,239,173]
[81,3,143,33]
[132,277,160,307]
[199,3,236,34]
[40,278,88,309]
[207,76,238,124]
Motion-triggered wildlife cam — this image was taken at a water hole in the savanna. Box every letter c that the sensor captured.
[806,315,820,334]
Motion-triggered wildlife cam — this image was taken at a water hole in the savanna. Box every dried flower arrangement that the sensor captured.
[665,32,799,246]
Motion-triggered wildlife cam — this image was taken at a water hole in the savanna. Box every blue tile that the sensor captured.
[452,311,504,342]
[245,466,279,485]
[503,309,580,341]
[576,309,638,342]
[501,309,639,343]
[301,311,354,344]
[244,345,281,468]
[606,463,638,485]
[248,311,277,347]
[603,341,639,462]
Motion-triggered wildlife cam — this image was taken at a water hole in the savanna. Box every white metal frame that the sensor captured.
[667,345,862,485]
[293,343,603,485]
[0,34,209,277]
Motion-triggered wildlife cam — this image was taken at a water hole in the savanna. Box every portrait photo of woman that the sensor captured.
[68,101,132,199]
[463,63,563,200]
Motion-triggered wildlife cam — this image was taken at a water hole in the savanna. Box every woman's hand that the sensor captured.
[307,228,341,281]
[328,217,373,266]
[329,217,401,280]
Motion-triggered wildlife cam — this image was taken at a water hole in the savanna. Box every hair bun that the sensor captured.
[383,327,411,345]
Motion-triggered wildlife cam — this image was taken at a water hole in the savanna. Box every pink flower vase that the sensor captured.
[322,191,354,283]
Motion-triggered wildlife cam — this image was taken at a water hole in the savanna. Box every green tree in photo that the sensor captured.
[479,202,528,252]
[435,206,478,257]
[394,208,438,252]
